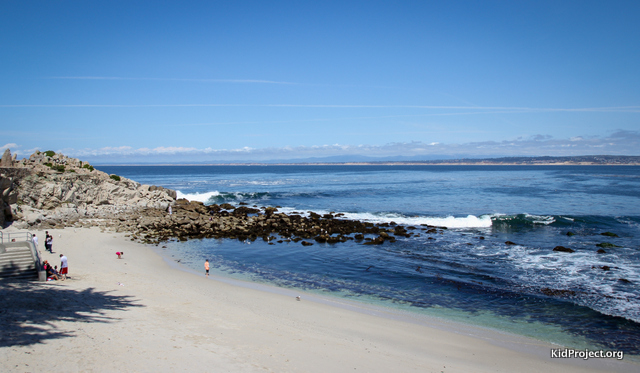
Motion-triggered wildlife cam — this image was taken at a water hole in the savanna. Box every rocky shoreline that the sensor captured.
[1,149,444,246]
[111,199,443,246]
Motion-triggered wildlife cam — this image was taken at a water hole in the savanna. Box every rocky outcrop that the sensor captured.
[0,173,18,226]
[96,199,445,246]
[1,149,14,167]
[0,149,176,229]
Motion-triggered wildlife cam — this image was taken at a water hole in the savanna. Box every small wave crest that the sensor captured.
[492,214,556,227]
[176,190,221,203]
[176,190,272,204]
[341,212,493,228]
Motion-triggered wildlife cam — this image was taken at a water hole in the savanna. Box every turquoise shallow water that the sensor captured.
[99,165,640,354]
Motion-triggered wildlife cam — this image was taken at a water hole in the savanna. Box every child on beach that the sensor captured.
[116,251,123,259]
[204,259,209,277]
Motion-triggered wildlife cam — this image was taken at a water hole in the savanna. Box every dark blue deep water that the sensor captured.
[98,165,640,354]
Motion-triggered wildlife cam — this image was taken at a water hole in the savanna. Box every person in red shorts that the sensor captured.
[59,254,68,280]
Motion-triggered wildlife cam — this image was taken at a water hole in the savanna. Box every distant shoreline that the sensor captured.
[96,162,640,166]
[93,156,640,167]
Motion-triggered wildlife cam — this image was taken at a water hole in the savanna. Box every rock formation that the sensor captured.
[1,149,14,167]
[0,149,176,229]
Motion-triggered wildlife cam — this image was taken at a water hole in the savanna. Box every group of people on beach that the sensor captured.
[32,231,54,253]
[43,254,68,281]
[33,231,68,281]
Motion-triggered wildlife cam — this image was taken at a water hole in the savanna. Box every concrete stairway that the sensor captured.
[0,233,42,280]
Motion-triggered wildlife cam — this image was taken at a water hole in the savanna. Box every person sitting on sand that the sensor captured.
[43,260,59,281]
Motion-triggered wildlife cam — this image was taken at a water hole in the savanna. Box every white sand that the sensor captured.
[1,227,637,372]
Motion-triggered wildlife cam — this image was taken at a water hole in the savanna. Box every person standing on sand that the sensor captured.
[59,254,68,280]
[204,259,209,277]
[45,233,53,253]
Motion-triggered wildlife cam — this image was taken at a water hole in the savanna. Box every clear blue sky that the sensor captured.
[1,0,639,163]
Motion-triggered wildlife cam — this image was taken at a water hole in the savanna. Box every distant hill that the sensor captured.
[90,154,640,166]
[356,155,640,165]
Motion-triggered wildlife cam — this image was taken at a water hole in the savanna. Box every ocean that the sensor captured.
[97,164,640,354]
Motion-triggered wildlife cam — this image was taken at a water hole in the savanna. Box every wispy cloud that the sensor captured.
[47,76,296,85]
[2,103,639,113]
[36,130,640,163]
[1,143,19,151]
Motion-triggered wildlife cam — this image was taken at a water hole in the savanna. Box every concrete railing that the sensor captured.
[0,231,46,281]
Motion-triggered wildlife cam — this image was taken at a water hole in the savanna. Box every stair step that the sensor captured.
[0,246,39,280]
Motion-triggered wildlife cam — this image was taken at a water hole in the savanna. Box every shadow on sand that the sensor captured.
[0,279,143,347]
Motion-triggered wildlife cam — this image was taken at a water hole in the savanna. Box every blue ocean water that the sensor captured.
[98,165,640,354]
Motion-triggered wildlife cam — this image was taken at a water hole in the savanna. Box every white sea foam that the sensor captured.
[340,212,493,228]
[176,190,221,203]
[496,243,640,323]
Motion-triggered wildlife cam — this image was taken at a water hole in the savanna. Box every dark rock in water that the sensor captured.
[301,241,313,246]
[219,203,235,210]
[601,266,611,271]
[597,249,607,254]
[596,242,621,248]
[553,246,575,253]
[601,231,619,237]
[541,288,576,297]
[233,206,261,216]
[478,236,485,240]
[505,241,518,246]
[566,231,575,236]
[619,278,632,283]
[363,236,385,245]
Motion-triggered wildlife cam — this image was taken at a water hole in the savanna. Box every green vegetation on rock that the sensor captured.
[44,150,56,157]
[596,242,621,248]
[110,174,121,181]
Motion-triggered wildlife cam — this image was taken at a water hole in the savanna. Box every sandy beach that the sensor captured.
[1,227,636,372]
